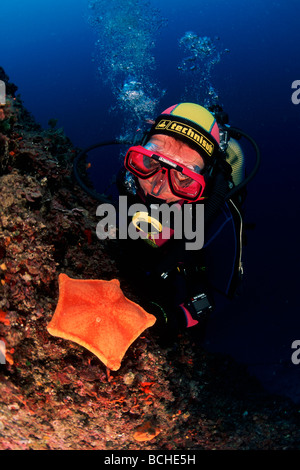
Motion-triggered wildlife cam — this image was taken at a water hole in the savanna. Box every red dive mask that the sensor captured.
[124,145,206,202]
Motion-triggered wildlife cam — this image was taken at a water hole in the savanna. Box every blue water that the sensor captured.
[1,0,300,403]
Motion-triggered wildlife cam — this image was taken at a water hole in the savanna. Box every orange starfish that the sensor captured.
[0,310,10,326]
[47,274,156,371]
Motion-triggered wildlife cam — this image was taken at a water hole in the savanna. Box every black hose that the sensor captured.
[73,139,131,204]
[204,171,231,226]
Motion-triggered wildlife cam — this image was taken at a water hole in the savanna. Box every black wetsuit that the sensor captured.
[116,165,244,336]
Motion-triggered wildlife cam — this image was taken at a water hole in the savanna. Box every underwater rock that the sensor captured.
[132,420,161,442]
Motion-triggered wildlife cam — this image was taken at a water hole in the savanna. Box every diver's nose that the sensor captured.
[150,169,168,196]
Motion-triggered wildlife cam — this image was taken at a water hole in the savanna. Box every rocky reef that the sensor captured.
[0,68,299,450]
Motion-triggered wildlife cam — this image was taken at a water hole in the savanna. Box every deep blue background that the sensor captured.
[1,0,300,402]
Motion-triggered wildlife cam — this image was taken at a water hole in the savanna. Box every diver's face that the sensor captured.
[138,135,205,203]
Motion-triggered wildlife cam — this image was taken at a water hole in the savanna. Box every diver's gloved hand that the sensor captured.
[147,295,211,347]
[140,268,184,344]
[146,267,214,346]
[147,301,182,347]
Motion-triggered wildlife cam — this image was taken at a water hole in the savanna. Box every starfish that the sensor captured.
[47,274,156,370]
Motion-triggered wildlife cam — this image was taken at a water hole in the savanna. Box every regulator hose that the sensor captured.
[73,139,130,204]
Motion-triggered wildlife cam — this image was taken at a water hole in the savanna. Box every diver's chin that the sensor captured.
[144,193,182,206]
[144,193,168,205]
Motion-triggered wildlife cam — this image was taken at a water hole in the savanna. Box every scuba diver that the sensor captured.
[74,102,260,342]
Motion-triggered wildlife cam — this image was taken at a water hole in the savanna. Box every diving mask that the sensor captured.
[124,145,206,202]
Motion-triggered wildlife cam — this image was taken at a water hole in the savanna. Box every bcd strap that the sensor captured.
[204,159,233,226]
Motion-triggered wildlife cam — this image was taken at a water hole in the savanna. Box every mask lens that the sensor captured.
[169,169,204,200]
[126,150,160,177]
